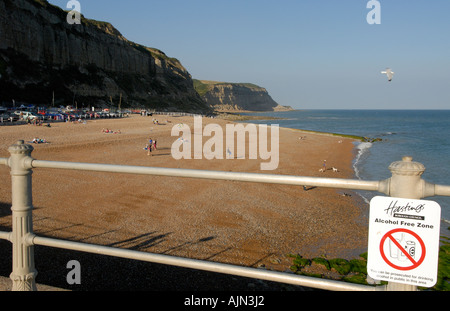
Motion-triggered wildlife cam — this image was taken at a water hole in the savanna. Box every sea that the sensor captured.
[239,109,450,237]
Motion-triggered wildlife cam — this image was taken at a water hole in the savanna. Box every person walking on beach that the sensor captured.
[148,138,153,156]
[153,139,157,150]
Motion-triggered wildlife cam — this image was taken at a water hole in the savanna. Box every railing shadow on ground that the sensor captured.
[1,199,292,291]
[0,236,311,291]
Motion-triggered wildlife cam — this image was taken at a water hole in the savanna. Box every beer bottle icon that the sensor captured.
[389,233,415,261]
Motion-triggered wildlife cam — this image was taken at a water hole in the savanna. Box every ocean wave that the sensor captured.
[379,132,396,136]
[353,142,373,179]
[352,142,373,204]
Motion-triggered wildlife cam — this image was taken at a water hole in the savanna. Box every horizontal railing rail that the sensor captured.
[31,159,384,191]
[0,141,449,291]
[7,157,450,198]
[28,235,374,291]
[0,231,10,241]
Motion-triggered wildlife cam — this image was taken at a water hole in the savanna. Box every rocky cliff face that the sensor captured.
[0,0,208,112]
[194,80,292,112]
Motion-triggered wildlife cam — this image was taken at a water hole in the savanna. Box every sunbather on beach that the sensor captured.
[102,128,121,134]
[32,138,47,144]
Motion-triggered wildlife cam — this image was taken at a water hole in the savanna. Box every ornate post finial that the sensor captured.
[8,140,37,291]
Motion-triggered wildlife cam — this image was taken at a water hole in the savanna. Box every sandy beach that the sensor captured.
[0,114,369,289]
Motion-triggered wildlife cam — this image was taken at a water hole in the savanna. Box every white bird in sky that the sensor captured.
[381,68,394,82]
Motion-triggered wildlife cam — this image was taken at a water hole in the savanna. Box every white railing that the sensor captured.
[0,140,449,291]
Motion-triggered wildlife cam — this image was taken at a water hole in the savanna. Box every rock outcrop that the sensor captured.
[193,80,293,112]
[0,0,209,112]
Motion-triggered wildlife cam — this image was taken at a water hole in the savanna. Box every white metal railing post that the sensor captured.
[8,140,37,291]
[384,156,426,291]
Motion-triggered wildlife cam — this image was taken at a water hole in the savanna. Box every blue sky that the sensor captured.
[47,0,450,109]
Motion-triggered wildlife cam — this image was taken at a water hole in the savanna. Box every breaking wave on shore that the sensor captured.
[353,141,373,182]
[351,141,373,205]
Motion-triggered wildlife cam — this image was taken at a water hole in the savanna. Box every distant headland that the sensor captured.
[193,80,293,112]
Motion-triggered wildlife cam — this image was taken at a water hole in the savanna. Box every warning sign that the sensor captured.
[380,228,426,271]
[367,196,441,287]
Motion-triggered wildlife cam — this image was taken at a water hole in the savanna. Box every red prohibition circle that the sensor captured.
[379,228,426,271]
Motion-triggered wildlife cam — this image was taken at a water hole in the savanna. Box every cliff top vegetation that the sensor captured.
[193,79,263,97]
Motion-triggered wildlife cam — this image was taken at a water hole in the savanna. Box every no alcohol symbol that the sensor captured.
[379,228,426,271]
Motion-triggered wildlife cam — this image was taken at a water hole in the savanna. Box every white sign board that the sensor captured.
[367,196,441,287]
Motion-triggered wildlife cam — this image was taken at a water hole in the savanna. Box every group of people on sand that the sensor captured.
[32,137,47,144]
[27,118,44,126]
[102,128,121,134]
[28,119,51,127]
[145,137,157,156]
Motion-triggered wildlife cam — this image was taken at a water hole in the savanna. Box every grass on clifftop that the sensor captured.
[193,79,262,97]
